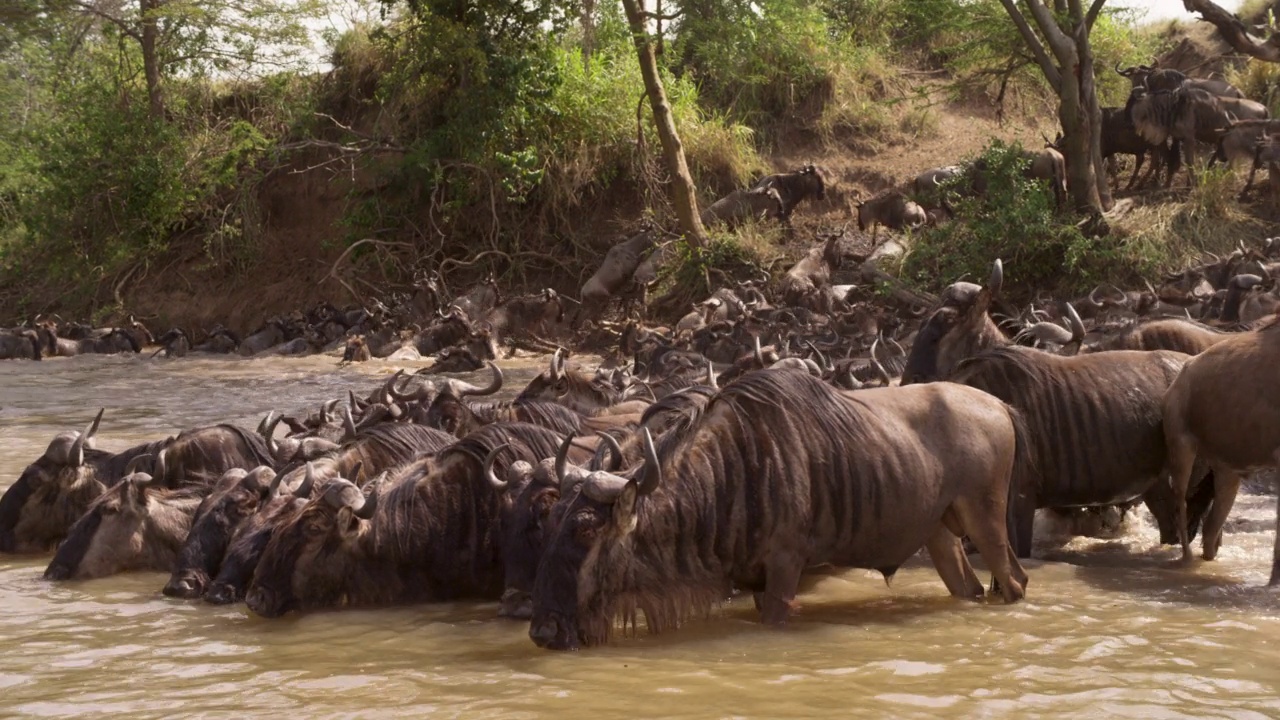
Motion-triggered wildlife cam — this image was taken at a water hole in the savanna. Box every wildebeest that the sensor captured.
[153,328,191,359]
[244,422,564,617]
[900,262,1215,554]
[912,166,963,197]
[0,329,41,360]
[1095,107,1177,190]
[581,227,658,305]
[699,186,784,229]
[1115,63,1244,98]
[1080,318,1229,355]
[0,412,273,554]
[43,469,207,581]
[855,191,927,238]
[514,349,637,415]
[528,370,1028,650]
[342,335,371,363]
[424,362,580,437]
[778,233,844,308]
[1128,86,1232,184]
[1163,316,1280,583]
[751,164,827,222]
[238,318,286,356]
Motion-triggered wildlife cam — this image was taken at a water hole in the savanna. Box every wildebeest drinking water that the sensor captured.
[528,369,1028,651]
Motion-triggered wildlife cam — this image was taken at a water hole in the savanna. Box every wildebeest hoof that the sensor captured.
[43,563,72,581]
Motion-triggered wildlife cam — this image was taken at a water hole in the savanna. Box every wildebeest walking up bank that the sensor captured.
[528,369,1029,651]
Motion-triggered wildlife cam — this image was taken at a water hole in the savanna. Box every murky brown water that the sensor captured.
[1,354,1278,718]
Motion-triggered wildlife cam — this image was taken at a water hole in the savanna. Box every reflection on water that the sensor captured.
[1,353,1278,718]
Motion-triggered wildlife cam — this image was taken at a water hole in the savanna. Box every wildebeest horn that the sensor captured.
[129,472,157,490]
[483,443,511,490]
[385,370,414,402]
[555,432,576,493]
[753,335,764,366]
[706,360,718,390]
[265,413,282,456]
[988,259,1003,297]
[550,348,564,382]
[153,448,168,482]
[1143,279,1157,295]
[459,362,503,398]
[1064,303,1086,352]
[342,407,358,441]
[597,433,624,472]
[637,428,661,497]
[319,399,334,424]
[124,454,152,475]
[295,463,316,498]
[348,390,359,416]
[805,341,831,371]
[256,411,273,437]
[267,469,286,497]
[869,337,892,386]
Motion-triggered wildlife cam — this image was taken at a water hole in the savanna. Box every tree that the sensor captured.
[63,0,322,119]
[998,0,1112,213]
[1183,0,1280,62]
[620,0,708,247]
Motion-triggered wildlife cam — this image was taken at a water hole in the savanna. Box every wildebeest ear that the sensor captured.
[611,483,638,536]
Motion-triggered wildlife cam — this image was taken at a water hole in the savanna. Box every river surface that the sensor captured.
[0,354,1277,718]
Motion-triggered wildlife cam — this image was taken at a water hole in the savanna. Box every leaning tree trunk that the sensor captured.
[1077,23,1112,211]
[620,0,708,247]
[140,0,164,119]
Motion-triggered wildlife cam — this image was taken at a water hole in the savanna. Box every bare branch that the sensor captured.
[1085,0,1108,30]
[66,0,141,40]
[640,9,683,21]
[997,0,1063,91]
[1183,0,1280,63]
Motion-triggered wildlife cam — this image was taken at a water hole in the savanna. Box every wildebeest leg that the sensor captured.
[1007,490,1036,559]
[951,500,1025,603]
[1200,466,1241,561]
[1271,472,1280,586]
[757,553,804,625]
[1165,422,1198,563]
[1143,470,1211,546]
[1125,152,1145,191]
[924,527,983,598]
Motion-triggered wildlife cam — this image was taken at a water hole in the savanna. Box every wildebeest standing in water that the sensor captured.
[43,464,211,581]
[244,422,564,618]
[0,411,273,554]
[900,260,1215,555]
[1163,315,1280,583]
[529,369,1028,651]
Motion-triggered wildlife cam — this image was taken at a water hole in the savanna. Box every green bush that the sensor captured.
[902,141,1133,299]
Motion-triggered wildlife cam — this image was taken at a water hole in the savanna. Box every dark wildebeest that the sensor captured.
[528,370,1028,650]
[238,318,286,356]
[1128,86,1232,185]
[581,228,658,306]
[0,412,273,554]
[164,423,454,599]
[699,186,784,229]
[0,330,41,360]
[424,362,580,438]
[900,261,1215,555]
[515,350,647,416]
[1115,63,1245,98]
[194,326,240,354]
[1163,315,1280,582]
[499,387,716,618]
[243,423,564,617]
[342,335,371,363]
[1079,318,1230,355]
[1096,106,1177,190]
[153,328,191,359]
[43,468,209,581]
[855,191,927,239]
[751,164,827,223]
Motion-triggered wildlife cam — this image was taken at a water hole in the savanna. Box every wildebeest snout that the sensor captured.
[529,615,578,651]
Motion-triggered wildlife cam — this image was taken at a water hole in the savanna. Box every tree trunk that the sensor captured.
[1183,0,1280,62]
[620,0,707,247]
[140,0,164,119]
[1076,22,1112,210]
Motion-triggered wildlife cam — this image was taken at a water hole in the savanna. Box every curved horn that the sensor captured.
[459,362,504,398]
[256,412,272,437]
[124,453,152,476]
[343,407,358,441]
[267,469,286,497]
[869,337,892,386]
[1144,279,1157,296]
[351,486,378,520]
[483,443,511,490]
[319,399,335,424]
[294,463,316,498]
[265,413,283,456]
[385,370,415,402]
[86,408,104,441]
[549,348,564,382]
[129,472,157,490]
[555,432,577,493]
[706,360,718,390]
[1089,284,1107,306]
[988,259,1004,297]
[636,428,662,496]
[805,341,831,371]
[153,448,168,482]
[1065,303,1086,350]
[597,433,624,472]
[753,335,764,366]
[346,461,364,486]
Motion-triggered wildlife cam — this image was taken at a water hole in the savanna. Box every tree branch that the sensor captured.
[67,0,141,40]
[997,0,1063,91]
[1183,0,1280,62]
[1085,0,1108,31]
[640,9,683,21]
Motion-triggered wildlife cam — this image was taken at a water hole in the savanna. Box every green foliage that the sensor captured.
[902,140,1128,299]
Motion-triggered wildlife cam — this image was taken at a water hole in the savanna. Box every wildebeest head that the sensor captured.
[162,466,279,598]
[44,470,204,581]
[0,409,109,554]
[901,259,1005,384]
[424,362,505,436]
[529,429,662,651]
[516,349,621,414]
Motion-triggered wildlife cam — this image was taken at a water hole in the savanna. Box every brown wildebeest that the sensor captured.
[855,191,927,239]
[699,186,784,229]
[1163,315,1280,584]
[528,369,1028,650]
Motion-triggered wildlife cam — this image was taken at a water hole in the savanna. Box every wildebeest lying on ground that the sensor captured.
[528,369,1028,651]
[855,191,927,239]
[1163,313,1280,583]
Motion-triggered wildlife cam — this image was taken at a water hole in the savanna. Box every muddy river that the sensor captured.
[0,354,1277,718]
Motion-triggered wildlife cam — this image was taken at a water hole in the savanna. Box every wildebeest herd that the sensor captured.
[5,224,1280,651]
